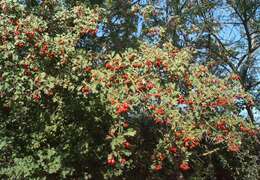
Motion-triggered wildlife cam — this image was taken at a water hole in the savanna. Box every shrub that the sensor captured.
[0,1,259,179]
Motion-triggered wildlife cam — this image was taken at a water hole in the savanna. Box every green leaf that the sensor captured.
[123,128,136,137]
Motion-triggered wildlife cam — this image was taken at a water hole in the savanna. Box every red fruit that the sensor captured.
[34,43,39,49]
[155,108,165,115]
[145,60,153,68]
[123,122,129,128]
[148,105,156,110]
[32,93,41,102]
[122,102,129,109]
[175,130,185,138]
[48,52,55,59]
[81,86,90,95]
[227,143,240,153]
[123,141,130,149]
[187,100,194,105]
[107,158,116,166]
[40,43,48,56]
[25,31,35,39]
[169,147,177,154]
[122,73,128,80]
[116,102,130,114]
[240,124,249,132]
[132,63,142,68]
[156,59,162,67]
[116,107,124,114]
[177,95,186,104]
[24,70,32,77]
[154,164,162,172]
[23,64,29,69]
[105,63,113,70]
[215,135,224,143]
[214,97,228,107]
[183,137,199,149]
[84,66,92,73]
[216,121,227,131]
[230,74,240,81]
[14,30,20,36]
[120,158,127,165]
[16,42,25,48]
[154,118,163,124]
[179,162,190,171]
[146,82,155,90]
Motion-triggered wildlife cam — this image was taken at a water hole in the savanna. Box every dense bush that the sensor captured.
[0,1,259,179]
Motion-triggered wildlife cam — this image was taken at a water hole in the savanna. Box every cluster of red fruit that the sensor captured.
[240,124,257,136]
[216,121,228,132]
[25,31,35,39]
[105,63,127,72]
[183,137,200,149]
[177,95,193,105]
[81,86,91,95]
[210,97,229,107]
[107,156,127,167]
[116,102,130,114]
[227,143,240,153]
[16,42,25,48]
[32,92,41,102]
[229,74,241,81]
[179,162,190,171]
[136,81,155,92]
[153,162,191,172]
[80,28,98,36]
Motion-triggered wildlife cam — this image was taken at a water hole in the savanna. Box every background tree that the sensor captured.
[139,0,260,122]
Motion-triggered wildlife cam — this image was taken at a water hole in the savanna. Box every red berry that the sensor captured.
[123,122,129,128]
[179,162,190,171]
[146,82,155,90]
[156,59,162,67]
[120,158,127,165]
[155,108,165,115]
[81,86,90,95]
[105,63,113,70]
[116,102,129,114]
[148,105,156,110]
[25,31,35,39]
[107,158,116,166]
[154,164,162,172]
[145,60,153,68]
[32,93,41,102]
[122,102,129,109]
[84,66,92,73]
[122,73,128,80]
[23,64,29,69]
[169,147,177,154]
[123,141,130,149]
[14,30,20,36]
[16,42,25,48]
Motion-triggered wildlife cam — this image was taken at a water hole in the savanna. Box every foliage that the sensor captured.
[0,0,259,179]
[144,0,260,121]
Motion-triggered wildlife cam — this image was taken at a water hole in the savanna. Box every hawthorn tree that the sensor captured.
[0,0,259,179]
